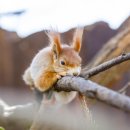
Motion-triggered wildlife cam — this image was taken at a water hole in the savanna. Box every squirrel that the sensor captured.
[23,28,95,130]
[23,28,83,105]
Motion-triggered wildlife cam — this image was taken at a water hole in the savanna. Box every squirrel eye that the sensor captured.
[60,61,65,65]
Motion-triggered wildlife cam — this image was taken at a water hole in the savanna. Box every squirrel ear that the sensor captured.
[72,28,84,53]
[48,31,61,59]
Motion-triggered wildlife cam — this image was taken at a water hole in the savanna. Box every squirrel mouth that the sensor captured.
[66,67,81,76]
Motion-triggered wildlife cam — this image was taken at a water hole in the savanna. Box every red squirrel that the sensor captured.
[23,28,83,104]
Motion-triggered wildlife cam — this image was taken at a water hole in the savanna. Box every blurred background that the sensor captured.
[0,0,130,129]
[0,0,130,36]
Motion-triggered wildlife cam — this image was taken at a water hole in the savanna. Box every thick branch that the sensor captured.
[81,53,130,79]
[55,76,130,112]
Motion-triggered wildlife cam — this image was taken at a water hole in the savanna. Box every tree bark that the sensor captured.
[55,76,130,112]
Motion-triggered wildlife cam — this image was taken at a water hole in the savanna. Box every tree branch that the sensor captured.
[81,53,130,79]
[55,76,130,112]
[118,82,130,94]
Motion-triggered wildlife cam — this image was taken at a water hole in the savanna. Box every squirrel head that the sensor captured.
[48,28,83,76]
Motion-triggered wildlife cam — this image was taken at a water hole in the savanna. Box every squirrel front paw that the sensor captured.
[56,71,67,80]
[58,71,67,77]
[56,74,62,79]
[35,72,59,91]
[34,71,67,92]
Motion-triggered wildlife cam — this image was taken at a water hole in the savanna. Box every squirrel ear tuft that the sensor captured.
[72,28,84,53]
[47,31,61,59]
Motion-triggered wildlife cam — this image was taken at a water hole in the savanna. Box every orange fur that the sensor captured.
[60,47,81,67]
[72,28,84,53]
[35,72,58,91]
[48,31,61,56]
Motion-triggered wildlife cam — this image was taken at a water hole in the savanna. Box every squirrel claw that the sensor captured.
[56,74,62,79]
[58,72,67,77]
[56,72,67,80]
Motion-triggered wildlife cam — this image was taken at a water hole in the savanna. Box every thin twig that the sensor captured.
[119,82,130,95]
[81,53,130,79]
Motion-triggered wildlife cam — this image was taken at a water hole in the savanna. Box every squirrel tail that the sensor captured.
[23,68,34,86]
[78,94,94,126]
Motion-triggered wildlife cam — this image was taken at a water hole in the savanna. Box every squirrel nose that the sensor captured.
[73,72,78,76]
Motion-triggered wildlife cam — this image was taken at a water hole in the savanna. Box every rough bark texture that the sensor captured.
[55,76,130,112]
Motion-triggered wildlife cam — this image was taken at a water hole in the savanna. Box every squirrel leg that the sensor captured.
[34,88,56,106]
[34,72,59,92]
[33,72,62,106]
